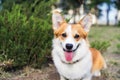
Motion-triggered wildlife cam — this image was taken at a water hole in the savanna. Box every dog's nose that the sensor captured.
[66,44,73,50]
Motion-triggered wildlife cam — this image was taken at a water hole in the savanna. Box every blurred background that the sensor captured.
[0,0,120,80]
[52,0,120,25]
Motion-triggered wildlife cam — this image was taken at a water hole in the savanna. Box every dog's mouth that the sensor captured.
[63,44,80,61]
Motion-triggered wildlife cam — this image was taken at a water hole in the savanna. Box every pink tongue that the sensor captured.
[65,52,73,61]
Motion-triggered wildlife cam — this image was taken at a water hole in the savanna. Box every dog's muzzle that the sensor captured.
[63,43,80,52]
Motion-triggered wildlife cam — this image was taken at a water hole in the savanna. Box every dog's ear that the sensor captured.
[52,10,65,30]
[79,14,92,32]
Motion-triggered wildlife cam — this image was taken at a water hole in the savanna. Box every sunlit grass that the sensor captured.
[89,26,120,53]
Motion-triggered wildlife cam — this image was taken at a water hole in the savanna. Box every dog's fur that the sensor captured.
[51,11,107,80]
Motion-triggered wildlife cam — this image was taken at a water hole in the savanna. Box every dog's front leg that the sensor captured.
[60,75,66,80]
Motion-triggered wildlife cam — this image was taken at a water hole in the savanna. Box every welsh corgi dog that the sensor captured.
[51,11,107,80]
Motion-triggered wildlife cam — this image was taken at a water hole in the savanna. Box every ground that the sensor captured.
[0,26,120,80]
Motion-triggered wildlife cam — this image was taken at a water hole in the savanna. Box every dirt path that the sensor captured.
[6,65,108,80]
[6,63,119,80]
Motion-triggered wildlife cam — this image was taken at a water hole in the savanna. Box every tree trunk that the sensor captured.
[115,10,119,26]
[106,3,110,26]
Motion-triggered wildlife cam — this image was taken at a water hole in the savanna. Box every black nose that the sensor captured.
[66,44,73,50]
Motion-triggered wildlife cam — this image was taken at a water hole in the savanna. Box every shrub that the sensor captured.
[118,21,120,27]
[117,35,120,40]
[117,44,120,53]
[90,40,111,53]
[0,1,53,68]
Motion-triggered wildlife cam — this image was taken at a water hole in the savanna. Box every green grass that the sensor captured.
[89,26,113,41]
[114,34,120,40]
[88,26,120,53]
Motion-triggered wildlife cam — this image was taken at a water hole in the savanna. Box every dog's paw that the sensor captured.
[93,70,101,77]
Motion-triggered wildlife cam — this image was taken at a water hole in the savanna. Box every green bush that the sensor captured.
[117,44,120,48]
[90,40,111,53]
[118,21,120,27]
[117,44,120,52]
[0,1,53,68]
[117,35,120,40]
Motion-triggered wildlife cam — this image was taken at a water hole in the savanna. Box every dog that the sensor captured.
[51,11,107,80]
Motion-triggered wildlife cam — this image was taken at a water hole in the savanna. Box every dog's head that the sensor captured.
[52,11,92,62]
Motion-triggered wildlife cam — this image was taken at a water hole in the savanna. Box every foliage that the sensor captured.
[90,0,111,7]
[58,0,83,10]
[117,44,120,52]
[118,21,120,27]
[90,40,111,53]
[113,0,120,10]
[0,0,54,68]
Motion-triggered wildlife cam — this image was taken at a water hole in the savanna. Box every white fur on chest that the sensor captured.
[53,52,92,79]
[52,39,93,80]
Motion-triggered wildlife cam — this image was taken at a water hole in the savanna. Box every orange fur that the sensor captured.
[54,22,67,37]
[54,23,88,42]
[90,48,106,72]
[72,24,88,39]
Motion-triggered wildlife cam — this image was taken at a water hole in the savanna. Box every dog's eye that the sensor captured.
[74,34,80,39]
[62,33,67,37]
